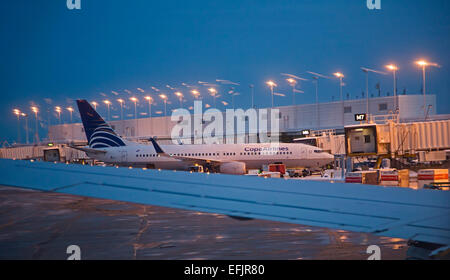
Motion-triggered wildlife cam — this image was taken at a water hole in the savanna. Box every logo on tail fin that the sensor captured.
[76,100,126,148]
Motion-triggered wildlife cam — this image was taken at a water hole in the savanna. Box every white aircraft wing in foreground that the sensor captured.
[0,159,449,246]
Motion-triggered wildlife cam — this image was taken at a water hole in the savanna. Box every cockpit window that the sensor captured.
[314,150,323,153]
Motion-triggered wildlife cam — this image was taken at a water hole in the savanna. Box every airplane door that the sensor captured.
[301,148,308,159]
[120,151,127,163]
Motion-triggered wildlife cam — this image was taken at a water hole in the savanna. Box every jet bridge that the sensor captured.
[345,120,450,160]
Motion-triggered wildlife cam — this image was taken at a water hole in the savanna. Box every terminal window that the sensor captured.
[344,106,352,113]
[378,103,388,111]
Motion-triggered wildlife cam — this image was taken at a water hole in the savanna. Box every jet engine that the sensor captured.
[219,162,246,175]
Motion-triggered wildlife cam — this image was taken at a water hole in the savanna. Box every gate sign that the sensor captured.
[355,114,367,121]
[301,129,311,136]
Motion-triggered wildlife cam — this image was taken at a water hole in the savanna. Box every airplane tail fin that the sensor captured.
[76,99,127,148]
[149,138,165,154]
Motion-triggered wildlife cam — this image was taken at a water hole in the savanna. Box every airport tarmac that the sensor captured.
[0,186,408,260]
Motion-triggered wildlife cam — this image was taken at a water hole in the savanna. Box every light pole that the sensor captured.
[174,92,183,108]
[21,113,29,144]
[191,89,201,111]
[130,97,138,119]
[191,89,200,100]
[130,97,138,137]
[312,77,320,127]
[13,109,21,143]
[207,88,217,108]
[307,71,330,128]
[117,99,124,120]
[159,94,168,116]
[286,78,298,105]
[333,72,344,126]
[67,107,74,141]
[361,67,386,117]
[103,100,111,121]
[363,69,369,114]
[249,84,255,109]
[229,88,238,109]
[91,101,98,110]
[385,64,398,111]
[144,96,153,117]
[55,106,62,124]
[117,98,125,135]
[266,80,277,108]
[67,107,74,123]
[31,106,39,144]
[415,60,439,116]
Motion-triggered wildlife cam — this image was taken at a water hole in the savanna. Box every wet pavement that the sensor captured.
[0,186,408,260]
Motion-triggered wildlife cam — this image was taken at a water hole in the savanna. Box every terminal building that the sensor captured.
[47,94,443,145]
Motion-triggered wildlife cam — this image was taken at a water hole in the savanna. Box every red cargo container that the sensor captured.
[268,164,286,175]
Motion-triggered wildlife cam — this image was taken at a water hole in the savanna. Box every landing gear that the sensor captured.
[302,169,310,177]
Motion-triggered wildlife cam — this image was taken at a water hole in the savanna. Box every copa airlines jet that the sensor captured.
[74,99,334,174]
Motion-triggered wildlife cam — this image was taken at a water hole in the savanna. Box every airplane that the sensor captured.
[74,99,335,174]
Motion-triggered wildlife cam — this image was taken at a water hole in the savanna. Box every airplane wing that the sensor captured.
[0,158,449,246]
[149,138,227,165]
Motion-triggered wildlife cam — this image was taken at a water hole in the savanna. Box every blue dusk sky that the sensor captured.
[0,0,449,143]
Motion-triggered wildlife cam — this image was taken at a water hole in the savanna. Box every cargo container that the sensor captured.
[398,169,410,188]
[268,164,286,175]
[380,169,399,186]
[345,171,379,185]
[418,169,449,189]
